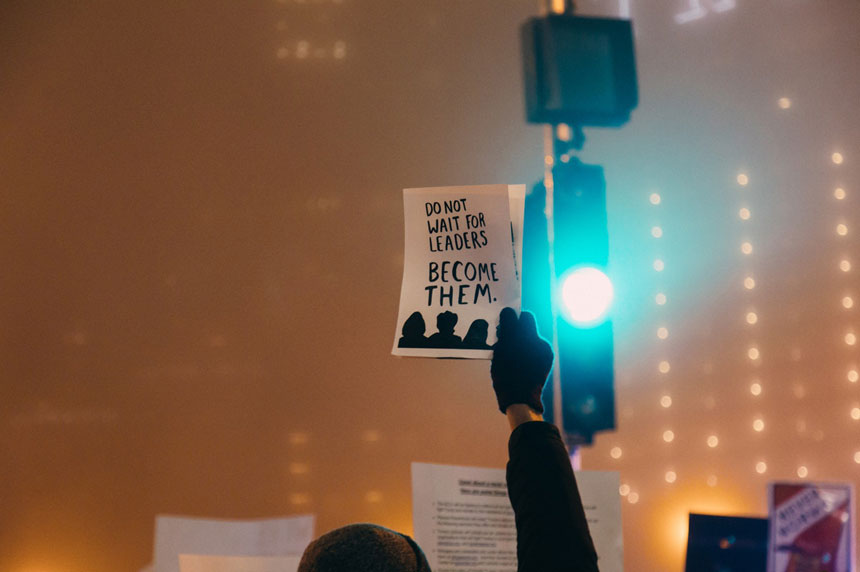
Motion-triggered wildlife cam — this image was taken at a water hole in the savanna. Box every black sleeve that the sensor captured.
[507,421,599,572]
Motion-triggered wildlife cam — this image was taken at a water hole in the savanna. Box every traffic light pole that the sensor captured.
[540,0,583,468]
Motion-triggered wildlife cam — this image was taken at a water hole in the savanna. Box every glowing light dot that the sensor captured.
[656,293,667,305]
[362,429,381,443]
[610,447,622,459]
[797,466,808,478]
[649,193,661,205]
[777,97,791,109]
[748,347,760,360]
[653,259,665,272]
[333,41,346,59]
[651,226,663,238]
[836,223,848,236]
[556,124,572,142]
[660,395,673,408]
[848,370,859,383]
[663,430,675,443]
[288,462,309,475]
[746,312,758,325]
[658,361,671,374]
[707,435,719,448]
[753,419,765,432]
[840,260,851,272]
[665,471,677,483]
[854,452,860,464]
[288,432,309,445]
[750,382,762,396]
[296,40,310,59]
[739,207,751,220]
[619,484,630,496]
[365,491,383,503]
[544,155,554,166]
[737,173,749,186]
[741,242,753,255]
[843,297,854,309]
[851,408,860,421]
[707,475,718,487]
[835,187,847,200]
[744,277,756,290]
[832,152,844,165]
[657,327,669,340]
[756,461,768,474]
[627,492,639,504]
[846,333,857,346]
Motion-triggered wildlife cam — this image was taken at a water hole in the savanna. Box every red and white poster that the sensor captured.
[768,482,855,572]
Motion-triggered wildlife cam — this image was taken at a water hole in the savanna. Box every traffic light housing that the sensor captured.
[522,158,616,445]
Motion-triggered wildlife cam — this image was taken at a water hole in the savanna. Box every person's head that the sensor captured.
[298,523,430,572]
[401,311,426,337]
[435,311,458,334]
[463,319,489,343]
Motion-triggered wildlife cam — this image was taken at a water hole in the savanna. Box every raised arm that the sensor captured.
[491,308,599,572]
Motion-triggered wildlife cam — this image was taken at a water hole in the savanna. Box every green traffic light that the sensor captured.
[559,267,614,327]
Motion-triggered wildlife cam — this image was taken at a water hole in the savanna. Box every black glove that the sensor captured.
[491,307,554,414]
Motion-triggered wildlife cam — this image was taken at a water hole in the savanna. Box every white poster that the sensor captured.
[392,185,525,359]
[178,555,301,572]
[411,462,623,572]
[153,515,314,572]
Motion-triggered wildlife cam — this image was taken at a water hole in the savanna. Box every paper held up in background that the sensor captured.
[411,462,623,572]
[393,185,525,359]
[768,481,855,572]
[153,514,314,572]
[178,555,301,572]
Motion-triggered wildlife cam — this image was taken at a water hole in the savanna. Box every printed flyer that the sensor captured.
[768,481,855,572]
[412,462,623,572]
[392,185,525,359]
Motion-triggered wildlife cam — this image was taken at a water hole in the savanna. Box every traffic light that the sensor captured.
[522,158,615,445]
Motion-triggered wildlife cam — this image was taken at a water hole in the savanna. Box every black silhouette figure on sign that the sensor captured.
[427,311,461,348]
[398,311,428,348]
[461,319,491,349]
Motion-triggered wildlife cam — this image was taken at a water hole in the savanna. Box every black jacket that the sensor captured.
[507,422,600,572]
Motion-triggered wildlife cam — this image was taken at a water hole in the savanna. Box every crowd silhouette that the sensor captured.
[398,310,491,350]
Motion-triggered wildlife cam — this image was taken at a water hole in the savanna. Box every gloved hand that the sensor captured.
[491,307,554,414]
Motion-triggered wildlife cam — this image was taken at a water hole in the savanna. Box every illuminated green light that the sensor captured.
[559,267,614,327]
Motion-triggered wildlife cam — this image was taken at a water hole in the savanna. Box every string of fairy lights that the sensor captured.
[274,0,347,62]
[612,189,668,506]
[605,95,860,518]
[833,152,860,468]
[736,168,770,478]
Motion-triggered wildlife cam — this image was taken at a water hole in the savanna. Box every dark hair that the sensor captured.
[298,523,431,572]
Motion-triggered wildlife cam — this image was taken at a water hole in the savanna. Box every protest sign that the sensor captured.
[411,462,623,572]
[153,515,314,572]
[393,185,525,359]
[768,482,855,572]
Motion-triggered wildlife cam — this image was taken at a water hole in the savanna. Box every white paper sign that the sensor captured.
[412,462,622,572]
[178,555,301,572]
[153,515,314,572]
[393,185,525,359]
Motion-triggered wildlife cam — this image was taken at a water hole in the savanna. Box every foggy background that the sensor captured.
[2,1,858,570]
